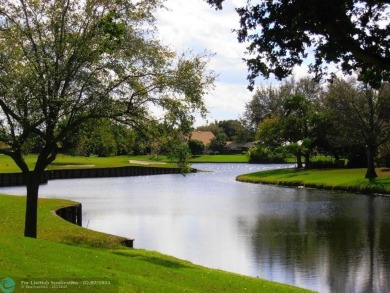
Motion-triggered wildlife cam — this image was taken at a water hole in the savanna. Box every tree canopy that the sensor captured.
[0,0,215,238]
[324,78,390,177]
[250,78,329,168]
[207,0,390,89]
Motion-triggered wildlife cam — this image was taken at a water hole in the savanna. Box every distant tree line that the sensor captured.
[242,77,390,178]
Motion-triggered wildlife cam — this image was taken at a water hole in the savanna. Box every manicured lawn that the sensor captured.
[0,154,250,173]
[0,195,312,293]
[0,154,40,173]
[0,154,176,173]
[237,168,390,194]
[189,154,249,163]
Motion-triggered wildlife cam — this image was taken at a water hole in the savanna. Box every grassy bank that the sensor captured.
[0,194,312,293]
[237,168,390,194]
[0,154,249,173]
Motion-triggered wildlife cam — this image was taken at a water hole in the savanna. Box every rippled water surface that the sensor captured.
[2,163,390,293]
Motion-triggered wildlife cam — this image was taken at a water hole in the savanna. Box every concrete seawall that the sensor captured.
[55,203,83,227]
[55,203,134,248]
[48,165,189,180]
[0,172,49,187]
[0,165,195,187]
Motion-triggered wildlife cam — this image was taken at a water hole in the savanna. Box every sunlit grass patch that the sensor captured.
[237,168,390,194]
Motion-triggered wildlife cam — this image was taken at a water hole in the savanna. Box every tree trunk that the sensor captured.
[365,145,377,179]
[296,153,303,168]
[24,171,41,238]
[304,152,310,169]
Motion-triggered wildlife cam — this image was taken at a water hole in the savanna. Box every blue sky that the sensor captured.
[156,0,309,126]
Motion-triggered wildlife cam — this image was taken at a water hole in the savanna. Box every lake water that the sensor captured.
[1,163,390,293]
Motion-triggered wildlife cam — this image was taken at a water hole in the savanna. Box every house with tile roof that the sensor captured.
[189,131,215,147]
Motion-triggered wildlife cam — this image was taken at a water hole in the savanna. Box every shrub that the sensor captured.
[248,146,285,163]
[188,140,205,156]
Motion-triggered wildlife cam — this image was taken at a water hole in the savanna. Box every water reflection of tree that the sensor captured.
[244,189,390,293]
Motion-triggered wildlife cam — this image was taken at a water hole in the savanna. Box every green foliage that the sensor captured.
[256,117,284,147]
[208,132,228,153]
[217,119,249,142]
[252,77,329,168]
[63,119,136,157]
[248,146,285,164]
[324,78,390,177]
[188,139,205,156]
[196,119,252,144]
[241,84,288,133]
[167,141,192,173]
[97,10,126,51]
[284,140,311,157]
[90,130,117,157]
[207,0,390,89]
[195,121,223,136]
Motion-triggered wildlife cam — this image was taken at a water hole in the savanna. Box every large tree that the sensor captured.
[207,0,390,89]
[250,77,327,167]
[0,0,214,238]
[242,77,322,133]
[217,119,249,142]
[241,85,285,133]
[62,118,136,157]
[255,93,330,168]
[325,78,390,178]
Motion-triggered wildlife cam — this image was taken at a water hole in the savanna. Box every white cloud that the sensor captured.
[292,64,311,79]
[203,81,252,121]
[156,0,251,125]
[156,0,315,126]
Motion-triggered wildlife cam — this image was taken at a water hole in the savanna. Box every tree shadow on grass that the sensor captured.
[276,169,310,179]
[362,177,390,194]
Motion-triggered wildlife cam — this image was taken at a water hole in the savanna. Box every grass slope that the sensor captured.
[237,168,390,194]
[0,195,312,293]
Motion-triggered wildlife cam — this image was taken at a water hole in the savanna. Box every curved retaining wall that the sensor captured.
[0,165,195,187]
[55,203,134,248]
[55,203,83,227]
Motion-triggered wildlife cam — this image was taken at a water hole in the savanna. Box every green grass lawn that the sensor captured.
[0,154,250,173]
[189,154,249,163]
[0,195,312,293]
[0,154,177,173]
[237,168,390,194]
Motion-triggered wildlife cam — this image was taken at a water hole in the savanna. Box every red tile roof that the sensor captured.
[190,131,215,146]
